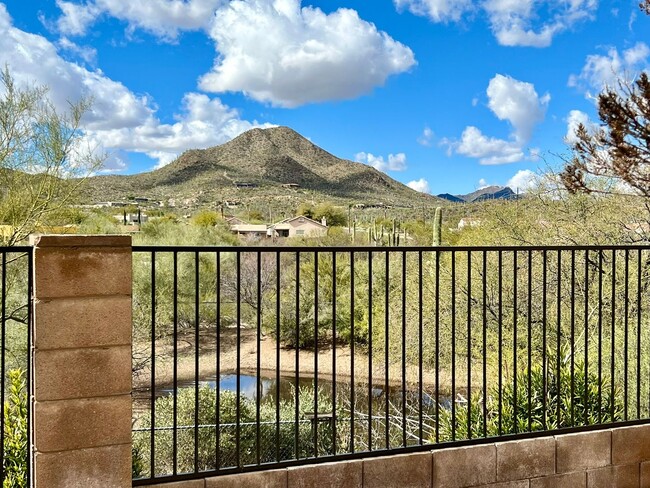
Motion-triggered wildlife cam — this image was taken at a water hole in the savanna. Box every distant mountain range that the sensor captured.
[436,186,517,203]
[83,126,440,208]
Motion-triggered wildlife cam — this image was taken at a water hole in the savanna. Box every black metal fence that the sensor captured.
[0,247,32,487]
[131,245,650,485]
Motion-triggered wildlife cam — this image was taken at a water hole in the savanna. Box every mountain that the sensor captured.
[84,127,439,208]
[435,193,465,203]
[437,186,517,203]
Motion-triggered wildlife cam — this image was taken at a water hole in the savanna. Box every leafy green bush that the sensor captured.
[3,369,27,488]
[133,383,342,478]
[437,353,623,441]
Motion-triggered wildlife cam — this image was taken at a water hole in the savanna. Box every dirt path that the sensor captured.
[133,325,455,394]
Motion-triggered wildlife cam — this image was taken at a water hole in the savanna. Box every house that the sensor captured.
[230,223,268,239]
[269,216,327,238]
[227,218,269,239]
[458,217,482,230]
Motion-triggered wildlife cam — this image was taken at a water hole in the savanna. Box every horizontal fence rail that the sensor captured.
[131,245,650,485]
[0,247,32,487]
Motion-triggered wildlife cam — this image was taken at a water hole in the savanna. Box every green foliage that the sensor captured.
[192,210,221,228]
[0,67,101,245]
[437,353,623,441]
[297,202,347,227]
[3,369,27,488]
[133,383,341,477]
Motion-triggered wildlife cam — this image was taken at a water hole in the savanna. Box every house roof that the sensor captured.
[231,224,268,233]
[272,216,327,228]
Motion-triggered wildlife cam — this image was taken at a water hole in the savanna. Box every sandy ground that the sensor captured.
[132,325,462,411]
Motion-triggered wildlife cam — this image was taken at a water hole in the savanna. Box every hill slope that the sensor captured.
[84,127,439,208]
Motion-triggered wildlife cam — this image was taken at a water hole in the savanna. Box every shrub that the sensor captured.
[3,369,27,488]
[133,383,342,478]
[437,353,623,441]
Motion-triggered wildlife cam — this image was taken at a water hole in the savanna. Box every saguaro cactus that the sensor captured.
[433,207,442,246]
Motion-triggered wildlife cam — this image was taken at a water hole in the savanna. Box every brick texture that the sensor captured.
[556,430,611,473]
[363,452,432,488]
[433,444,497,488]
[287,460,362,488]
[496,437,555,482]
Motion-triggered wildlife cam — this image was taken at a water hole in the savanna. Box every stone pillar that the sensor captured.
[31,235,132,488]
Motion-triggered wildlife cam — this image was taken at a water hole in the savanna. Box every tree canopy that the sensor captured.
[0,67,101,245]
[561,4,650,198]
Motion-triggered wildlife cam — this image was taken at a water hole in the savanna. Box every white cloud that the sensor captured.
[569,42,650,94]
[199,0,416,107]
[506,169,538,192]
[55,0,225,39]
[417,126,434,146]
[57,37,97,64]
[355,152,408,172]
[0,5,267,169]
[487,74,550,142]
[564,109,591,144]
[477,178,489,189]
[444,74,549,165]
[407,178,431,193]
[394,0,597,47]
[394,0,472,22]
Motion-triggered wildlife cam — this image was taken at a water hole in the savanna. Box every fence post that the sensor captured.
[31,235,132,488]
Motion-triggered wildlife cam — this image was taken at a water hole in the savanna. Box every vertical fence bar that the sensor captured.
[26,250,33,486]
[385,250,390,448]
[172,251,178,475]
[467,250,472,440]
[637,249,642,419]
[216,251,221,470]
[498,250,503,435]
[368,251,374,451]
[598,249,603,424]
[542,250,548,430]
[236,251,242,467]
[556,250,562,427]
[570,250,575,426]
[275,251,281,463]
[418,251,423,445]
[332,251,338,455]
[451,250,456,441]
[527,251,532,432]
[584,250,589,425]
[350,251,356,453]
[513,251,518,433]
[150,253,156,475]
[256,252,262,464]
[313,251,319,458]
[294,252,300,459]
[482,251,488,438]
[1,251,6,482]
[194,252,200,472]
[611,250,616,422]
[623,249,630,420]
[401,250,406,447]
[435,250,440,443]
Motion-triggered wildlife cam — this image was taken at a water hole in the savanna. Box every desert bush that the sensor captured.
[437,352,623,441]
[3,369,27,488]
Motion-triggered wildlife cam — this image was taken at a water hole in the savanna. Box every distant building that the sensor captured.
[269,216,327,238]
[458,218,482,230]
[115,212,148,225]
[230,224,269,239]
[234,182,257,188]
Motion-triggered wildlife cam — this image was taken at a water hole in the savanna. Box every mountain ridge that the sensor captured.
[84,126,440,208]
[436,185,517,203]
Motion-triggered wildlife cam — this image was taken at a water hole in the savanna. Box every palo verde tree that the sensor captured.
[561,4,650,198]
[0,67,102,246]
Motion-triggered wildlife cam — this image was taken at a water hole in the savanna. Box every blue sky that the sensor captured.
[1,0,648,195]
